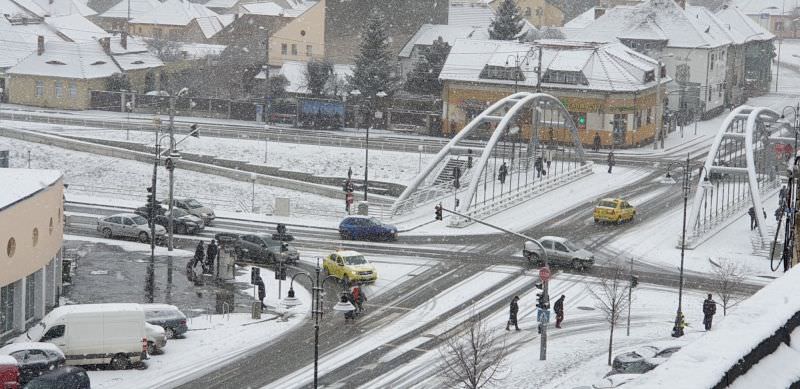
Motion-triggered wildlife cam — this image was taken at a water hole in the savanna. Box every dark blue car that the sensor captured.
[339,216,398,241]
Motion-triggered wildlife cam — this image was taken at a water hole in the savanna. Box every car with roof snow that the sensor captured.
[607,344,682,376]
[168,198,215,225]
[323,250,378,285]
[134,207,205,235]
[141,304,188,339]
[96,213,166,243]
[523,236,594,270]
[593,198,636,224]
[0,342,65,385]
[23,366,90,389]
[0,355,19,388]
[339,216,397,241]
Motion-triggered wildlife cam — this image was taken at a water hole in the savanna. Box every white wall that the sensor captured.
[663,45,729,115]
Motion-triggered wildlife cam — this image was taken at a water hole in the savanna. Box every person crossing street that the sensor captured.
[506,296,520,331]
[554,295,565,329]
[703,294,716,331]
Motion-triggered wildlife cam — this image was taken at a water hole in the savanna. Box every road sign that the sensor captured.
[539,266,551,282]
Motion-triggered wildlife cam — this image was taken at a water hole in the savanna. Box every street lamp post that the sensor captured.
[166,87,188,251]
[661,154,712,337]
[506,52,532,93]
[282,260,354,389]
[250,173,257,212]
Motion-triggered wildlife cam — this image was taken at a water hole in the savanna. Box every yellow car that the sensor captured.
[593,198,636,224]
[323,250,378,284]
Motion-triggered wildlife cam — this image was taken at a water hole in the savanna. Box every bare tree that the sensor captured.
[438,314,509,389]
[709,257,747,316]
[145,37,182,62]
[586,264,631,366]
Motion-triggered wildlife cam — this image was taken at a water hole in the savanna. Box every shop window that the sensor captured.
[647,108,652,125]
[0,284,14,333]
[6,237,15,257]
[25,274,34,320]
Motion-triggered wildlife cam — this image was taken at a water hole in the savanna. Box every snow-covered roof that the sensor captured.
[0,0,44,19]
[0,356,16,366]
[130,0,221,27]
[48,303,144,317]
[734,0,800,16]
[715,6,775,44]
[256,61,352,95]
[563,6,601,31]
[114,50,164,70]
[448,1,495,28]
[0,342,65,357]
[45,14,108,41]
[632,264,800,388]
[177,42,227,59]
[31,0,95,16]
[99,0,161,20]
[0,18,63,68]
[204,0,238,10]
[440,39,667,93]
[399,24,488,58]
[567,0,733,49]
[0,169,62,211]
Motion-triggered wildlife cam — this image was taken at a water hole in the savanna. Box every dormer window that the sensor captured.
[480,65,524,81]
[45,60,66,65]
[644,70,655,83]
[91,61,106,65]
[131,60,145,64]
[542,70,587,85]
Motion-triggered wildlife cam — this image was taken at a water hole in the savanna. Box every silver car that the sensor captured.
[170,198,215,225]
[97,213,166,243]
[524,236,594,270]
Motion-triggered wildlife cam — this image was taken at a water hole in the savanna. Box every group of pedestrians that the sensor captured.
[188,240,218,280]
[505,294,566,331]
[344,285,368,323]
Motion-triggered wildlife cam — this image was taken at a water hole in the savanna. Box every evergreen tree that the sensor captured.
[489,0,524,40]
[349,13,397,98]
[405,37,451,96]
[306,59,334,97]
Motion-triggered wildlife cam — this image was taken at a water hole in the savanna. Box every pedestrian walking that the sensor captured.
[193,241,205,269]
[205,240,218,274]
[352,285,367,314]
[593,132,601,152]
[506,296,520,331]
[498,162,508,184]
[776,207,783,222]
[702,294,716,331]
[544,147,555,172]
[748,207,756,230]
[255,275,266,309]
[607,151,615,174]
[344,291,357,322]
[554,295,565,329]
[534,156,544,178]
[779,185,788,207]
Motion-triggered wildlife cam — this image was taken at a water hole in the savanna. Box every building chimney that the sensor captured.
[594,7,606,20]
[675,0,686,9]
[121,31,128,50]
[37,35,44,55]
[99,37,110,54]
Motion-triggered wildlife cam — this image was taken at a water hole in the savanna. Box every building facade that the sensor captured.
[488,0,564,28]
[0,169,64,341]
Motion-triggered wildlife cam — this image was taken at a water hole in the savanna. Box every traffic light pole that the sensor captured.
[167,96,175,252]
[436,206,551,360]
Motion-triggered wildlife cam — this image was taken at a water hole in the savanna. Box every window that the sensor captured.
[32,228,38,247]
[554,243,568,252]
[647,108,652,124]
[291,44,297,55]
[41,325,65,341]
[542,240,553,249]
[635,111,642,129]
[49,218,54,234]
[719,83,723,97]
[281,43,287,55]
[306,45,312,56]
[6,237,15,257]
[710,54,715,70]
[68,81,77,97]
[525,7,531,16]
[25,273,34,320]
[35,81,43,97]
[0,283,14,333]
[54,81,63,98]
[542,70,586,85]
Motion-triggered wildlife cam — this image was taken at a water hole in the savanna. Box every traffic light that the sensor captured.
[630,275,639,288]
[453,166,461,189]
[280,242,289,253]
[536,293,543,309]
[467,149,473,169]
[250,267,261,285]
[435,204,443,221]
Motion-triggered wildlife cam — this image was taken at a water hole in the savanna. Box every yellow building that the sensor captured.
[127,0,231,43]
[440,39,669,148]
[0,169,64,340]
[6,36,163,110]
[488,0,565,28]
[268,0,326,66]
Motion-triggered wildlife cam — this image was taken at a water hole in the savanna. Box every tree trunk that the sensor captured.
[607,323,615,366]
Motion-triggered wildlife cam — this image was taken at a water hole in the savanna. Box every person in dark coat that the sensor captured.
[205,240,218,274]
[593,132,601,152]
[607,151,615,174]
[256,276,266,309]
[498,162,508,184]
[554,295,566,329]
[748,207,756,230]
[193,241,205,269]
[702,294,716,331]
[779,185,788,207]
[344,292,357,322]
[506,296,520,331]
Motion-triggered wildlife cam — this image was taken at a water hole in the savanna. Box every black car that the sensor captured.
[0,342,65,385]
[218,233,300,264]
[134,206,205,235]
[23,366,90,389]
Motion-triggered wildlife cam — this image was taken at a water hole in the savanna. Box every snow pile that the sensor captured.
[633,265,800,388]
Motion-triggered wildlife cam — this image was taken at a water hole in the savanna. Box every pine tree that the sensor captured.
[405,37,451,96]
[306,59,334,97]
[489,0,524,40]
[349,13,397,98]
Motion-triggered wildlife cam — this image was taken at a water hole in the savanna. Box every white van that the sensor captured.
[22,303,147,369]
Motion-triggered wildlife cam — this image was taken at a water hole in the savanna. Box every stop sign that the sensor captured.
[539,267,551,282]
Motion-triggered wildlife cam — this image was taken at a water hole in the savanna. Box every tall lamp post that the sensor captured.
[661,154,712,337]
[282,260,354,388]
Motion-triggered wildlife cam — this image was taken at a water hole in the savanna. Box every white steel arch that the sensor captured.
[394,92,587,219]
[686,105,782,246]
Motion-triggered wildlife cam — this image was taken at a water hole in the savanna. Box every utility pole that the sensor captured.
[536,45,543,93]
[264,29,271,126]
[167,95,175,251]
[627,256,633,336]
[540,261,549,361]
[654,59,663,150]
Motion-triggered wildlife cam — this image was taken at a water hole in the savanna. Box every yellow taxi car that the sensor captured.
[323,250,378,284]
[593,198,636,224]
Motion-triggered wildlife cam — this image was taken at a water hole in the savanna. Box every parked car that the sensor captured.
[144,323,166,356]
[593,198,636,224]
[169,198,215,225]
[0,343,65,385]
[141,304,188,339]
[339,216,398,241]
[590,374,641,388]
[134,207,205,235]
[323,250,378,285]
[608,345,682,376]
[524,237,594,270]
[228,234,300,265]
[97,213,166,243]
[0,355,19,389]
[22,303,147,370]
[23,366,90,389]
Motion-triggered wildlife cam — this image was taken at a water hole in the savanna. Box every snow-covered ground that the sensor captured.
[85,265,311,389]
[0,135,343,216]
[37,127,436,185]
